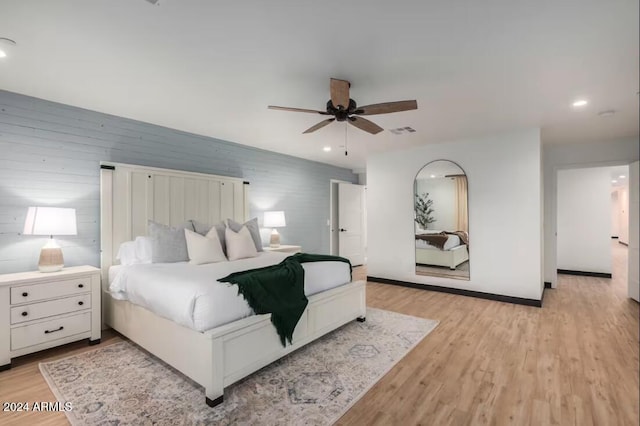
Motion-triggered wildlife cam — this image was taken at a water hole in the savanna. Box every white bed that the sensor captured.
[107,252,351,332]
[415,232,469,269]
[100,162,366,407]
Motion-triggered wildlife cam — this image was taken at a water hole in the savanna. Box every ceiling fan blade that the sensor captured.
[330,78,350,110]
[303,118,336,134]
[348,116,384,134]
[355,100,418,115]
[268,105,329,115]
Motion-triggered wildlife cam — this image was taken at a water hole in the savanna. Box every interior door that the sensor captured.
[338,183,365,266]
[628,161,639,302]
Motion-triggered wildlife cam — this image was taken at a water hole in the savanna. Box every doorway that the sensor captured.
[556,165,630,281]
[329,180,366,266]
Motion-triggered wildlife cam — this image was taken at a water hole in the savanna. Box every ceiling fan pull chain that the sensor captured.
[344,123,348,156]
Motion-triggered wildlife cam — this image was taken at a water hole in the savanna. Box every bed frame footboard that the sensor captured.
[105,280,366,406]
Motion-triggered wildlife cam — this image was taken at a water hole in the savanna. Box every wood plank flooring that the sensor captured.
[1,242,637,425]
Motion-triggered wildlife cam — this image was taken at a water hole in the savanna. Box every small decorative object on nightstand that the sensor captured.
[263,211,286,248]
[22,207,77,272]
[0,266,101,371]
[262,245,302,254]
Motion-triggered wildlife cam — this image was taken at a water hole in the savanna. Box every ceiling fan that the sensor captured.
[268,78,418,135]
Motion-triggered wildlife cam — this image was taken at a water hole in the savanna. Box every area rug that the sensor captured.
[40,308,438,425]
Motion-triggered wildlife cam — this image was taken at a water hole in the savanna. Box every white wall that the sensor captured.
[628,161,639,302]
[543,137,639,287]
[618,186,630,245]
[368,129,543,300]
[611,191,620,238]
[416,177,456,230]
[557,167,611,274]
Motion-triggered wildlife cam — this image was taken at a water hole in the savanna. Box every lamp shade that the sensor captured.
[263,211,286,228]
[23,207,77,236]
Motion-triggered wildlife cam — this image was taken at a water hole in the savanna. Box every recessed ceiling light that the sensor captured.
[430,174,436,178]
[619,175,626,178]
[323,146,331,152]
[572,99,588,107]
[0,38,16,58]
[612,180,618,183]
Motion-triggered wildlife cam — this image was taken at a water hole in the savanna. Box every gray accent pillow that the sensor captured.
[227,217,263,252]
[191,220,227,255]
[148,220,193,263]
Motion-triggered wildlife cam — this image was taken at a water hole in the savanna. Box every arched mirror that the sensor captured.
[414,160,470,280]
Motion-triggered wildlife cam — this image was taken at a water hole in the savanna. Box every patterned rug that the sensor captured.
[40,308,438,425]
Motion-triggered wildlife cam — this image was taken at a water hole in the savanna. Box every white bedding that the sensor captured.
[108,252,351,332]
[415,234,461,250]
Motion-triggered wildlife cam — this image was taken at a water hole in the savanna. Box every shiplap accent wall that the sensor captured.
[0,90,357,274]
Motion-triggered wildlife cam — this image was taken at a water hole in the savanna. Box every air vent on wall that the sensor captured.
[389,126,416,135]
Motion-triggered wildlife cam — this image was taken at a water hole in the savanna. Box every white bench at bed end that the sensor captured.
[104,279,366,407]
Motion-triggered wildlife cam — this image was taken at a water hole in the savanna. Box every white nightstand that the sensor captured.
[263,245,302,253]
[0,266,101,371]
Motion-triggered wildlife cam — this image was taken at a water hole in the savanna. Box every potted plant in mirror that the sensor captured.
[415,193,436,230]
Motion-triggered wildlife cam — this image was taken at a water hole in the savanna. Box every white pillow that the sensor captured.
[116,241,139,265]
[225,225,259,261]
[134,236,153,264]
[116,237,154,265]
[184,228,227,265]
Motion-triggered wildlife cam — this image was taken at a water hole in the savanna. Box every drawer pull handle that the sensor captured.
[21,311,28,317]
[22,292,28,297]
[44,326,64,334]
[78,284,84,288]
[78,301,84,306]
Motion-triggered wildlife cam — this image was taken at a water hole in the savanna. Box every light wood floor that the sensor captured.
[1,242,637,425]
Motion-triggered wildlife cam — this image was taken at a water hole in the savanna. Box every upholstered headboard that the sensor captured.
[99,162,249,284]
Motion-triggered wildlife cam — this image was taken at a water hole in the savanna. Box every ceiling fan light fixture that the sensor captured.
[572,99,588,107]
[269,78,417,135]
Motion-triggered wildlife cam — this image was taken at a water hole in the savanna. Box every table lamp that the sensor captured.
[263,211,286,248]
[23,207,77,272]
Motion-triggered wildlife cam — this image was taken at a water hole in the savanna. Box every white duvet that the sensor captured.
[109,252,351,332]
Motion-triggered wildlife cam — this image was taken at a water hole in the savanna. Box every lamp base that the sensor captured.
[269,229,281,248]
[38,242,64,273]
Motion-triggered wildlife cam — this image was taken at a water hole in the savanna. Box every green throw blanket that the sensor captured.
[218,253,352,347]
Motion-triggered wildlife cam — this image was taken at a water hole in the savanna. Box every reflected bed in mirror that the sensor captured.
[414,160,469,280]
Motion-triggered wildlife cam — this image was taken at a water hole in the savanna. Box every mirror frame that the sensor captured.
[413,159,470,280]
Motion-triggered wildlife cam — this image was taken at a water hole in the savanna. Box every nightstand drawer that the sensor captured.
[10,278,90,305]
[11,312,91,351]
[10,294,91,325]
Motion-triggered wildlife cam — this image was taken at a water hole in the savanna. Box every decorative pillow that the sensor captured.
[225,226,259,261]
[134,236,153,264]
[184,228,227,265]
[226,217,263,252]
[148,220,193,263]
[191,220,227,255]
[116,241,139,265]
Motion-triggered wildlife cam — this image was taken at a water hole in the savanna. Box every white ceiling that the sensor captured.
[1,0,638,171]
